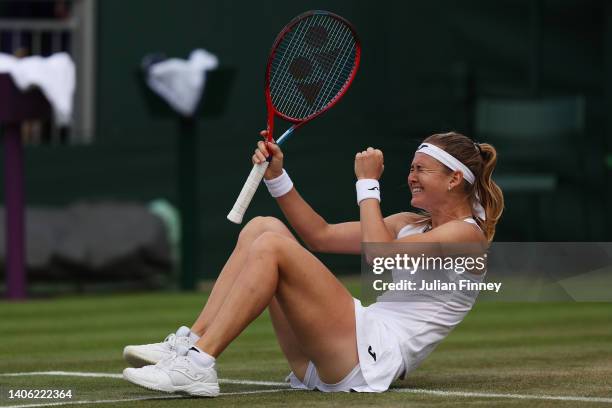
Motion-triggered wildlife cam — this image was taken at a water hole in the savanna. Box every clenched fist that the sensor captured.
[252,130,285,180]
[355,147,384,180]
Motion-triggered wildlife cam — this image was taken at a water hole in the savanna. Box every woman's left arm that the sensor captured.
[355,148,396,242]
[360,200,394,242]
[355,148,485,244]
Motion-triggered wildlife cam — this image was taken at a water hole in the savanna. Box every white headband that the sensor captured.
[416,143,486,220]
[417,143,475,184]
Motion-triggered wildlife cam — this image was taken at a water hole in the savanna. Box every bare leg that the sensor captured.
[190,217,310,378]
[195,231,359,384]
[190,217,294,335]
[269,297,310,379]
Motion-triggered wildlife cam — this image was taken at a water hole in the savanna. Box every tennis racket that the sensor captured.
[227,10,361,224]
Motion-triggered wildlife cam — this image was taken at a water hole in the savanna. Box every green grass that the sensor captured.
[1,286,611,407]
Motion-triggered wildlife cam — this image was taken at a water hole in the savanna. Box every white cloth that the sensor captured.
[353,297,407,392]
[264,169,294,198]
[417,143,476,184]
[286,359,372,392]
[285,297,402,393]
[285,219,484,393]
[355,179,381,205]
[358,219,484,389]
[146,49,218,117]
[0,52,75,125]
[416,143,486,220]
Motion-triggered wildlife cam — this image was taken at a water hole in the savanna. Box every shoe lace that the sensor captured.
[156,348,189,368]
[163,333,178,350]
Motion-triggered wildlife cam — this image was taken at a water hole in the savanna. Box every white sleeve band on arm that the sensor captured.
[264,169,294,198]
[356,179,380,205]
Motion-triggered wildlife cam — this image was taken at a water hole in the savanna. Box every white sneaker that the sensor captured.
[123,326,198,368]
[123,348,220,397]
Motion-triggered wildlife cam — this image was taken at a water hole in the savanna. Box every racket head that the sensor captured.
[264,10,361,139]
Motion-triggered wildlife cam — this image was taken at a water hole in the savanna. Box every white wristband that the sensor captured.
[356,179,380,205]
[264,169,294,198]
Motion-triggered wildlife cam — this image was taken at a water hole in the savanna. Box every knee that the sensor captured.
[238,216,290,246]
[249,231,290,258]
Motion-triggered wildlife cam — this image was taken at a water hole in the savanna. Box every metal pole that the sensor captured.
[177,118,198,290]
[4,124,26,299]
[604,2,612,238]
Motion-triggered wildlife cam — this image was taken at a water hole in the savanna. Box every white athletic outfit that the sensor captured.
[287,218,485,392]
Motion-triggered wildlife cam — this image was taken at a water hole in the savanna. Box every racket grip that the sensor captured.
[227,161,270,224]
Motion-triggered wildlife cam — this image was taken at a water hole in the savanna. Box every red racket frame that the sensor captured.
[264,10,361,142]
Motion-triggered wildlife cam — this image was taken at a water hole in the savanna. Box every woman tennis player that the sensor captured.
[122,131,503,396]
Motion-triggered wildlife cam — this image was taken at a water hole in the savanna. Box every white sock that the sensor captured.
[188,346,215,368]
[188,330,200,343]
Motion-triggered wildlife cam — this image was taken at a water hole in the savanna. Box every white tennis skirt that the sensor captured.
[286,298,405,392]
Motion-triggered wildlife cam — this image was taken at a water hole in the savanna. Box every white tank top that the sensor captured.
[368,217,485,375]
[396,217,481,238]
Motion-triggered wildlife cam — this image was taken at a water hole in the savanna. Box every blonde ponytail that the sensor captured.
[474,143,504,241]
[413,132,504,241]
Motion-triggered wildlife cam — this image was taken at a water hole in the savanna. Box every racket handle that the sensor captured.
[227,161,270,224]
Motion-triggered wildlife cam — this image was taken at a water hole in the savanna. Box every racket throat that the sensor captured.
[266,108,275,142]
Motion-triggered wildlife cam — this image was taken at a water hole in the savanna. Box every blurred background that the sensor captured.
[1,0,611,295]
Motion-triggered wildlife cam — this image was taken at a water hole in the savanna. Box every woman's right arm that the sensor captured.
[276,188,362,254]
[253,134,406,254]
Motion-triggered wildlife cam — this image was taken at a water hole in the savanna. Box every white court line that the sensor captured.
[391,388,612,404]
[219,378,288,387]
[0,395,181,408]
[0,372,122,380]
[219,389,294,396]
[0,371,288,387]
[2,371,612,405]
[0,389,293,408]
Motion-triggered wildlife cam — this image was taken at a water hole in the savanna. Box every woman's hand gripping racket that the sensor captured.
[227,10,361,223]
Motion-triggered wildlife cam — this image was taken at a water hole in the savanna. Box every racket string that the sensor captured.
[272,14,324,117]
[280,14,337,117]
[269,14,321,88]
[288,19,344,116]
[305,19,356,114]
[270,14,357,120]
[288,16,346,117]
[270,14,320,114]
